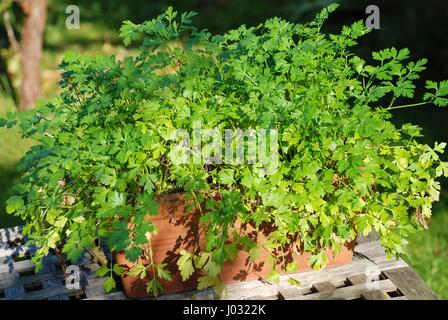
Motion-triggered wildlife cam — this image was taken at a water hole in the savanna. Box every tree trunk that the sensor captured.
[18,0,47,110]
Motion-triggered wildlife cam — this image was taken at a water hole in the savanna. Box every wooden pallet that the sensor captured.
[0,226,439,300]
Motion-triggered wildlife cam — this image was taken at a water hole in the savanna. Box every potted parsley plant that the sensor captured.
[2,4,448,297]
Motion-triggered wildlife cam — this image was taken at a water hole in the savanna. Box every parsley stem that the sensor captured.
[385,101,429,111]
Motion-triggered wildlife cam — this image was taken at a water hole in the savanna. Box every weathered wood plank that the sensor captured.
[287,279,397,300]
[277,256,405,297]
[47,295,70,300]
[0,227,23,244]
[346,274,367,285]
[312,281,336,293]
[354,241,389,259]
[0,255,60,274]
[277,284,310,300]
[0,284,83,300]
[356,232,379,244]
[0,259,33,274]
[391,296,408,300]
[383,267,439,300]
[276,241,410,301]
[0,245,28,259]
[85,291,127,300]
[149,289,216,300]
[42,278,69,300]
[222,280,279,300]
[278,280,352,300]
[362,290,391,300]
[82,276,107,298]
[4,285,26,299]
[16,271,63,288]
[0,255,12,265]
[0,270,21,289]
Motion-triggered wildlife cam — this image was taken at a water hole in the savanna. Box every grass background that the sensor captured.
[0,95,32,228]
[403,199,448,299]
[0,0,447,299]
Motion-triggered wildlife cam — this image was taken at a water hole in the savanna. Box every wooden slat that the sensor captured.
[346,274,367,285]
[85,291,127,300]
[7,271,63,289]
[312,281,336,292]
[0,284,84,300]
[355,238,389,253]
[0,227,23,243]
[222,280,278,300]
[287,279,397,300]
[0,270,22,289]
[83,276,107,299]
[383,267,439,300]
[277,278,346,300]
[0,255,12,265]
[356,232,379,244]
[277,282,310,300]
[149,289,216,300]
[362,290,391,300]
[277,255,406,299]
[0,255,60,274]
[283,248,405,284]
[42,279,69,300]
[4,285,26,299]
[391,296,408,300]
[0,245,28,259]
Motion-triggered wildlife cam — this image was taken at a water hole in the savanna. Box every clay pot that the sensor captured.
[115,193,355,298]
[220,222,355,284]
[116,193,201,298]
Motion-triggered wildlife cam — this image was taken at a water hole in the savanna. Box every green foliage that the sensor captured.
[2,5,448,292]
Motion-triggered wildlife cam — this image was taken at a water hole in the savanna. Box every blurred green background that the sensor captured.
[0,0,447,298]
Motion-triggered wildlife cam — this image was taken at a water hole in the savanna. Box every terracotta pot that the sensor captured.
[116,193,201,298]
[219,221,355,284]
[115,193,355,298]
